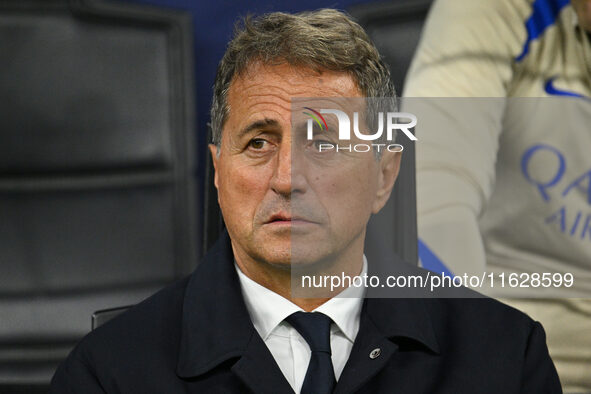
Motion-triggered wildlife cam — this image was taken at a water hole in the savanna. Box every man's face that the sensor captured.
[573,0,591,32]
[210,63,399,272]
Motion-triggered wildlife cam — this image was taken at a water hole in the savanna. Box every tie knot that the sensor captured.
[286,312,332,354]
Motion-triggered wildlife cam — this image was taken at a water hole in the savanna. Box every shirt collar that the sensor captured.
[235,265,300,341]
[314,256,366,342]
[236,256,367,343]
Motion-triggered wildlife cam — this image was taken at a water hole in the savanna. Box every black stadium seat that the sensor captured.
[348,0,433,266]
[349,0,433,95]
[0,0,197,391]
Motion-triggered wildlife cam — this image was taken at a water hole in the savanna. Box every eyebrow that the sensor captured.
[238,118,280,139]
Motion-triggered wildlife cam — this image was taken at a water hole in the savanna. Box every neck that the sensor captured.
[233,238,365,311]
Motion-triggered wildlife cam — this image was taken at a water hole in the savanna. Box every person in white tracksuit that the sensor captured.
[404,0,591,391]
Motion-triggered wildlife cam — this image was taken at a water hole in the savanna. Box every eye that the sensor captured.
[306,136,335,152]
[304,138,336,157]
[248,138,268,150]
[313,139,333,149]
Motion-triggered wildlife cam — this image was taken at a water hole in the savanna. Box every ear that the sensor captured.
[372,150,402,214]
[208,144,220,190]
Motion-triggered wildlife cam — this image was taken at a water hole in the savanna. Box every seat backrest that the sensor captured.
[349,0,433,266]
[91,306,131,330]
[0,0,196,389]
[349,0,433,95]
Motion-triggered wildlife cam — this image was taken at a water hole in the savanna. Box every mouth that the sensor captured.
[265,212,317,226]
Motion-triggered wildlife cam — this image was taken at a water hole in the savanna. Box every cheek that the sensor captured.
[217,163,271,213]
[311,163,377,214]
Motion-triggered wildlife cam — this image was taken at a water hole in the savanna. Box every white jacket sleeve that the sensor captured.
[403,0,529,274]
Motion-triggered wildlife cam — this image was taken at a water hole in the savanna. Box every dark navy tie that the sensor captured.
[286,312,336,394]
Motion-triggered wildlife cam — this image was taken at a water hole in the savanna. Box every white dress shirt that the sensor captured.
[235,258,367,394]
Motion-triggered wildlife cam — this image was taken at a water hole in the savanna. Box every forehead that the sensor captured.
[226,62,362,122]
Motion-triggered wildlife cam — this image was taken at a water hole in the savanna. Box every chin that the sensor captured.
[252,239,291,268]
[252,229,339,268]
[254,244,330,269]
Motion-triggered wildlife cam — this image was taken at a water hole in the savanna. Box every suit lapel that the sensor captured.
[232,331,294,394]
[176,232,292,393]
[334,307,399,394]
[335,238,441,393]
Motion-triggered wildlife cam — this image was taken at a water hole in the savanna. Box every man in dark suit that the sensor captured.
[50,9,561,393]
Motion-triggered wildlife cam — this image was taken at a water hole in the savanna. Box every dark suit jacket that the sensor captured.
[50,232,561,393]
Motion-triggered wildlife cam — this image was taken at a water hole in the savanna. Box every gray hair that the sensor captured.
[210,9,396,147]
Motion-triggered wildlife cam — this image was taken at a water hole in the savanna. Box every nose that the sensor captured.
[270,136,307,197]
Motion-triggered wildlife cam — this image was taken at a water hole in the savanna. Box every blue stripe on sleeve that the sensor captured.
[418,238,454,277]
[515,0,569,62]
[544,77,591,100]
